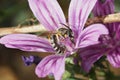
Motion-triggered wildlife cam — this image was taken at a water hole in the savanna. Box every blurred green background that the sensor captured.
[0,0,31,27]
[0,0,120,80]
[0,0,120,27]
[0,0,71,27]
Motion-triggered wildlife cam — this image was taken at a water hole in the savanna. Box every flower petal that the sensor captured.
[69,0,97,33]
[79,44,106,72]
[107,50,120,67]
[76,24,108,48]
[92,0,115,35]
[0,34,54,52]
[92,0,114,16]
[28,0,66,31]
[35,55,65,80]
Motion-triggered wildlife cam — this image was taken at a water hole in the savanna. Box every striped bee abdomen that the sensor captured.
[49,34,66,54]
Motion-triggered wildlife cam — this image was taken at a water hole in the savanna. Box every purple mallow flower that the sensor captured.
[92,0,115,34]
[0,0,108,80]
[79,0,120,72]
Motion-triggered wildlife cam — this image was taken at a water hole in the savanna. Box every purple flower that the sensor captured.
[0,0,108,80]
[93,0,115,33]
[99,23,120,67]
[22,56,42,66]
[79,0,120,72]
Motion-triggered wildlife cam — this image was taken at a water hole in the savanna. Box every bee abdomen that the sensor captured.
[49,34,66,54]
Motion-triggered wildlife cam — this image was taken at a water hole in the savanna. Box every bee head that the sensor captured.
[58,28,69,37]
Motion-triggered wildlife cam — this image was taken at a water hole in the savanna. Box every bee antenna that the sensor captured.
[60,23,70,29]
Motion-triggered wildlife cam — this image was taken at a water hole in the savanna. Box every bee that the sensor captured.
[57,23,75,44]
[48,24,74,54]
[49,34,66,54]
